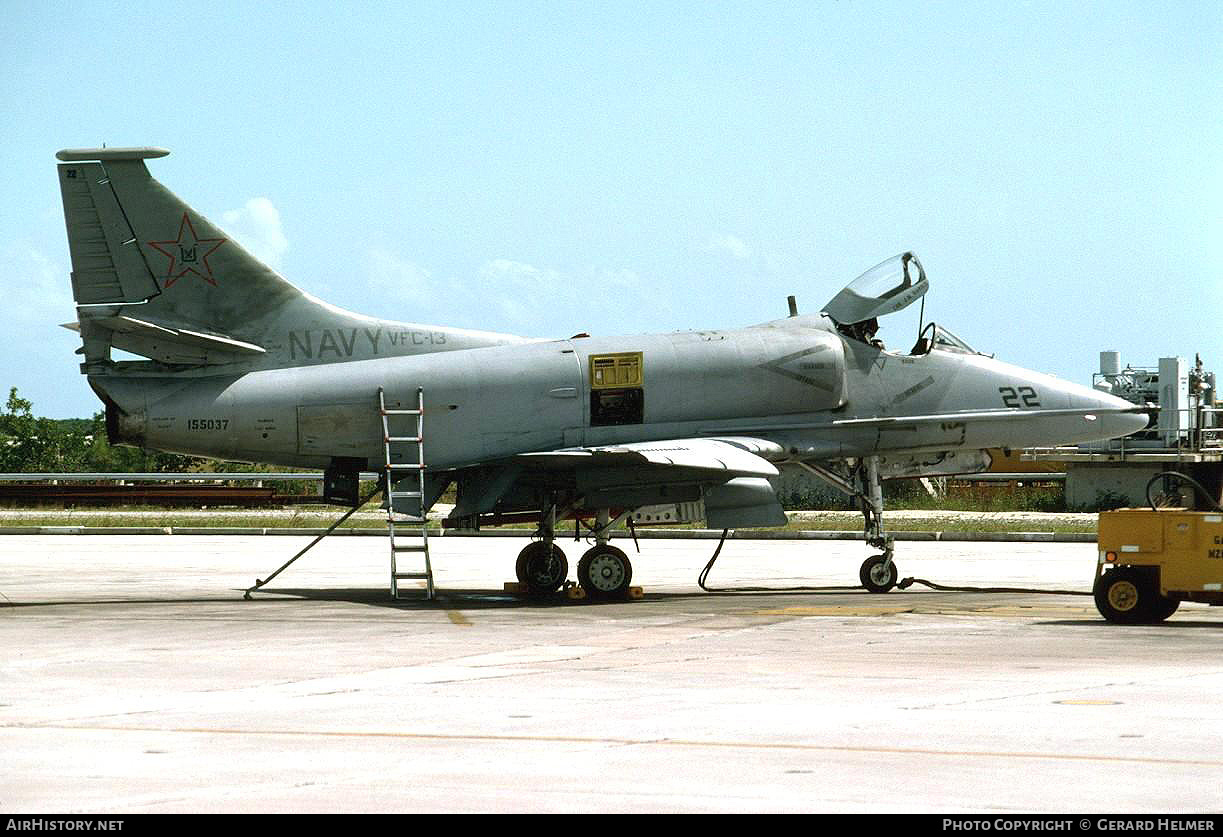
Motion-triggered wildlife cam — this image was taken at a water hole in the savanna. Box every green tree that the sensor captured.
[0,388,206,473]
[0,388,90,472]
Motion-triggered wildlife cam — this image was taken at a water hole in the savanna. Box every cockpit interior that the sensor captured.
[822,252,980,357]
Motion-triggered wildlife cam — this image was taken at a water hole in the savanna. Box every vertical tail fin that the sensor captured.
[57,147,314,367]
[57,147,529,373]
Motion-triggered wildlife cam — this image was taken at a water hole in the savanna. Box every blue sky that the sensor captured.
[2,0,1220,418]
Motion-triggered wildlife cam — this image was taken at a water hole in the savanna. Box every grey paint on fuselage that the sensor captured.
[109,311,1137,471]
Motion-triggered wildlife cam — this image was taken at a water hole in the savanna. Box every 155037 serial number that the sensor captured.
[187,418,230,431]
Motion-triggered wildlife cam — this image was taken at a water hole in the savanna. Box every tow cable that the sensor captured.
[697,528,1091,596]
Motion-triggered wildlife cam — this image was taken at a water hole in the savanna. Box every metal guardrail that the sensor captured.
[0,471,1056,484]
[0,472,380,482]
[957,472,1064,482]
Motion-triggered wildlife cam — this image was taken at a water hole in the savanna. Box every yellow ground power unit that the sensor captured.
[1095,508,1223,623]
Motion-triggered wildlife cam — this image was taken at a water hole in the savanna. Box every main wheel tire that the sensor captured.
[515,542,568,595]
[1094,567,1171,624]
[859,554,897,593]
[577,545,633,599]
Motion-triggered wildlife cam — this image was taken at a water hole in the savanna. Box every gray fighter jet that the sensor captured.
[55,147,1147,596]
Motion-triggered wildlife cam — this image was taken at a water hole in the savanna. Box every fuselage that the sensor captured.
[93,314,1145,471]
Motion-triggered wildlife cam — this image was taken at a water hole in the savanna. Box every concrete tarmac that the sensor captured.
[3,535,1223,813]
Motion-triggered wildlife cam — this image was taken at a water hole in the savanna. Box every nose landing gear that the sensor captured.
[793,456,900,593]
[515,540,569,595]
[859,552,898,594]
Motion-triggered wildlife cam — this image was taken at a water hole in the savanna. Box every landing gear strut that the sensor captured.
[857,457,898,593]
[578,508,633,599]
[787,456,900,592]
[515,503,568,595]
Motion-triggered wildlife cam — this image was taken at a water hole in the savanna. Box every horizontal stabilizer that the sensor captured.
[64,316,266,364]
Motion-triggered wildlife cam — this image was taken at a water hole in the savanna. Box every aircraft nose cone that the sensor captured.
[1075,389,1150,440]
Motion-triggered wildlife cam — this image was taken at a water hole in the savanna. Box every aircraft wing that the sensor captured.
[514,436,784,477]
[449,436,788,525]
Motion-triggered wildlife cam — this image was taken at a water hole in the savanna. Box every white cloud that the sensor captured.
[0,243,84,417]
[594,267,644,290]
[479,258,565,290]
[708,233,751,261]
[362,250,655,336]
[220,197,288,270]
[368,249,435,305]
[5,244,74,326]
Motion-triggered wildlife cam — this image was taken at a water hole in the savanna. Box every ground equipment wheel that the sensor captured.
[515,541,569,595]
[577,545,633,599]
[1094,567,1173,624]
[1149,595,1181,623]
[859,554,898,593]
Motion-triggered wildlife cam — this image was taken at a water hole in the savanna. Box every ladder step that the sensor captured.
[382,386,433,599]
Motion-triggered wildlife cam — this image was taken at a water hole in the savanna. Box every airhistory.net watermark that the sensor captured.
[6,821,124,832]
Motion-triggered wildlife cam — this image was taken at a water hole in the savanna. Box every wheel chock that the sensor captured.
[501,581,640,601]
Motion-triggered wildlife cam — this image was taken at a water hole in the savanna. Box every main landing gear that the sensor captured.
[513,506,633,599]
[515,541,568,595]
[577,543,633,598]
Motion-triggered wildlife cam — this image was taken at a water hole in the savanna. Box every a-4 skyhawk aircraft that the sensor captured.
[55,147,1147,598]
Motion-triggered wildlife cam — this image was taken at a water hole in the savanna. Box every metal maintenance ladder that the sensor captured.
[379,386,435,600]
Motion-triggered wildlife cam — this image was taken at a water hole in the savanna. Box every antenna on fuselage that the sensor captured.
[787,295,798,317]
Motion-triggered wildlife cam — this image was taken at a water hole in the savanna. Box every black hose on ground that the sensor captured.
[698,529,1092,596]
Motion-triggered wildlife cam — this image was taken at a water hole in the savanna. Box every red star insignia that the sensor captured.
[148,212,227,288]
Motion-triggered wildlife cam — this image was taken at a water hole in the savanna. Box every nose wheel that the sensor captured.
[859,553,898,593]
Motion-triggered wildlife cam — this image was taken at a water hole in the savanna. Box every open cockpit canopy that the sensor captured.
[821,252,927,326]
[821,252,982,356]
